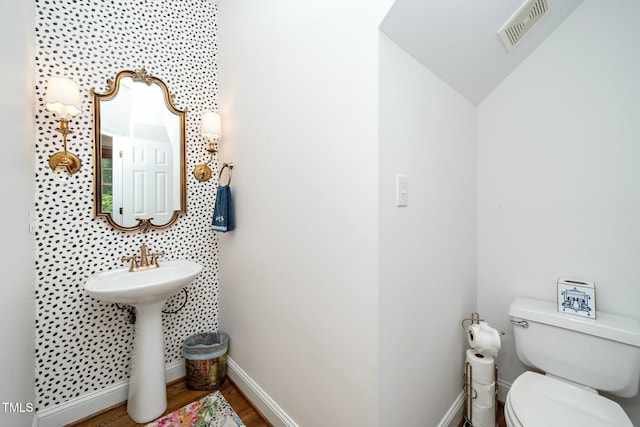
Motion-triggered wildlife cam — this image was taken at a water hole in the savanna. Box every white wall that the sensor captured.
[478,0,640,421]
[378,34,477,426]
[217,1,393,425]
[0,1,36,426]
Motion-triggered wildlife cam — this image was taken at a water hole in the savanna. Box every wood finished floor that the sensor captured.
[66,377,271,427]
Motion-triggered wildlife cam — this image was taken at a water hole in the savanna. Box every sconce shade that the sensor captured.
[45,76,82,119]
[201,111,221,140]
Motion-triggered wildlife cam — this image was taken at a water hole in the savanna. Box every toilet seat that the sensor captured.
[506,372,632,427]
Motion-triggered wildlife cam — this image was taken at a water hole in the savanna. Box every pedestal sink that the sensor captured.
[85,260,202,423]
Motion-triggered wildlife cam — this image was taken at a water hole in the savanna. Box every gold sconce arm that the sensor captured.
[49,118,82,174]
[193,141,217,182]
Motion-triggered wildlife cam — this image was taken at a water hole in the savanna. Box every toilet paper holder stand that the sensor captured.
[461,312,506,337]
[463,359,498,427]
[462,312,501,427]
[461,312,483,332]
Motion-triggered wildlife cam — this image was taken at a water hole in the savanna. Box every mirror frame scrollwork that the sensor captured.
[90,68,187,232]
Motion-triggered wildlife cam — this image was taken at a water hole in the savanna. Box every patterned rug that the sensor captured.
[146,391,245,427]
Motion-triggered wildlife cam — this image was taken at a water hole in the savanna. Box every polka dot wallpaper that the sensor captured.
[34,0,220,410]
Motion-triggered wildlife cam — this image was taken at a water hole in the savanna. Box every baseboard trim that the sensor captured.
[227,357,299,427]
[33,360,186,427]
[438,378,512,427]
[438,390,466,427]
[497,378,511,403]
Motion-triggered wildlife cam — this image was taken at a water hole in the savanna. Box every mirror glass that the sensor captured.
[91,69,186,232]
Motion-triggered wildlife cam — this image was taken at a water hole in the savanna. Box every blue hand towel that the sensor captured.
[212,185,235,232]
[225,185,235,231]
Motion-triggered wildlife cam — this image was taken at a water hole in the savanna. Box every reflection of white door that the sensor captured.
[112,136,173,227]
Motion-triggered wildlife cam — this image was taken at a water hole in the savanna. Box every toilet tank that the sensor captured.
[509,298,640,397]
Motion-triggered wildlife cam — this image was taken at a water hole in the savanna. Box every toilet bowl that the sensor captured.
[506,298,640,427]
[504,372,632,427]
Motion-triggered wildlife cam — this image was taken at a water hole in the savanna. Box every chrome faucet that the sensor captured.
[122,244,165,272]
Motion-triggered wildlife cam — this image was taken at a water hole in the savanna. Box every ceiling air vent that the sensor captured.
[498,0,550,52]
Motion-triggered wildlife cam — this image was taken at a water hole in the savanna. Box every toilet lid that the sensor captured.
[508,372,632,427]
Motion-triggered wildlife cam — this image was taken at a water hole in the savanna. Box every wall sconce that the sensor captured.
[193,111,221,182]
[45,76,82,174]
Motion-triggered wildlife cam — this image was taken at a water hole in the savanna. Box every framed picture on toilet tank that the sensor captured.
[557,278,596,319]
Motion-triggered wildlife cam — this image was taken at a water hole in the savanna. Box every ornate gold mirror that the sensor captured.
[91,69,187,232]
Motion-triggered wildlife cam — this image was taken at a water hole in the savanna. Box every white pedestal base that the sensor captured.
[126,300,168,423]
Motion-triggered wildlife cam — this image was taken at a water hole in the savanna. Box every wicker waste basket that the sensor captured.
[183,332,229,390]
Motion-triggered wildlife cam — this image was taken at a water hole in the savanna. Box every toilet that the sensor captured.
[505,297,640,427]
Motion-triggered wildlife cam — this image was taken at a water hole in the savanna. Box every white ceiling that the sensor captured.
[380,0,584,105]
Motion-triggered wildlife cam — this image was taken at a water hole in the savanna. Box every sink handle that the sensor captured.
[150,251,165,267]
[121,255,139,272]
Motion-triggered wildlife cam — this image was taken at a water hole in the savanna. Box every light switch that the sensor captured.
[396,174,408,207]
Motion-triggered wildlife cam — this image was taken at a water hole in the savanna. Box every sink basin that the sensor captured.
[85,259,202,423]
[85,260,202,305]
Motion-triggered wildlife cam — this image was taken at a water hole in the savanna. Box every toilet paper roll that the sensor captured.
[467,321,501,357]
[470,403,496,427]
[466,323,485,349]
[473,381,495,407]
[466,349,495,385]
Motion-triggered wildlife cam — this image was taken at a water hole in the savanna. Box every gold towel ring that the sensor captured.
[219,162,234,186]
